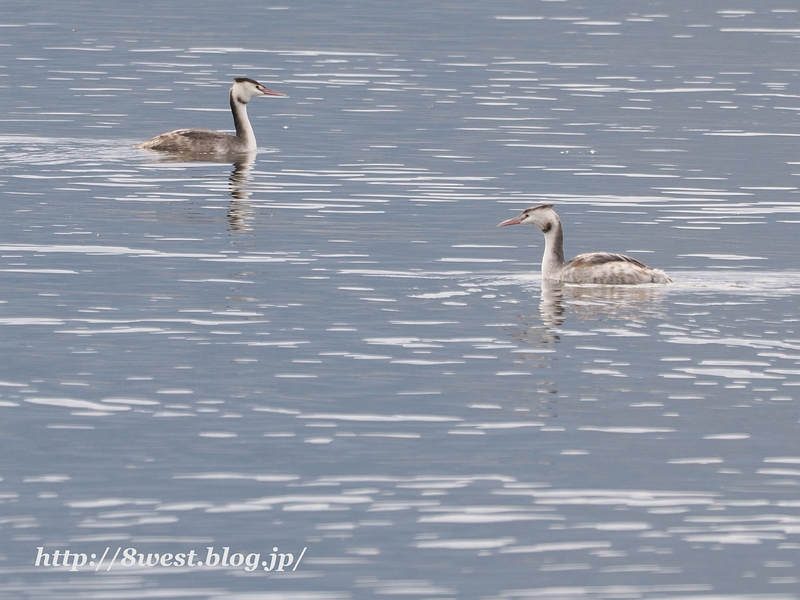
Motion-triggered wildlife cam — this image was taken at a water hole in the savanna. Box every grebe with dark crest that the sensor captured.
[136,77,286,155]
[498,204,672,284]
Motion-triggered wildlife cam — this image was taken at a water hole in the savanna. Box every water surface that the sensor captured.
[2,1,800,598]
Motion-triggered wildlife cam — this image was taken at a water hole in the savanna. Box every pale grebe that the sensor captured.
[498,204,672,284]
[136,77,286,155]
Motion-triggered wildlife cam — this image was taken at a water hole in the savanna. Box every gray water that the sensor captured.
[2,1,800,598]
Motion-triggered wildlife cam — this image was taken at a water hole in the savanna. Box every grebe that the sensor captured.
[498,204,671,284]
[136,77,286,155]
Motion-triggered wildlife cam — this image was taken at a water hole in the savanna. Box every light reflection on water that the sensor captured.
[2,0,800,598]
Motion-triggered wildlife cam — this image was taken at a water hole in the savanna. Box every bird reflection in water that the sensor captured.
[226,153,256,232]
[514,279,670,347]
[166,152,258,232]
[139,151,259,232]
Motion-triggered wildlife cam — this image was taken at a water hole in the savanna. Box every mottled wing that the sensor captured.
[168,129,230,141]
[560,253,670,284]
[137,129,235,153]
[567,252,649,269]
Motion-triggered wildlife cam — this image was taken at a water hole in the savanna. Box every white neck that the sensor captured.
[231,95,257,151]
[541,220,566,279]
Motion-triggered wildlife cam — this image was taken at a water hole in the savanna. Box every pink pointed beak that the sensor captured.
[497,214,525,227]
[260,86,287,97]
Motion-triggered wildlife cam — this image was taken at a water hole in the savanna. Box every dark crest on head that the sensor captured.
[234,77,261,86]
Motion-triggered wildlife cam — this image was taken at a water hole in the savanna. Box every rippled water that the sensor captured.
[2,1,800,598]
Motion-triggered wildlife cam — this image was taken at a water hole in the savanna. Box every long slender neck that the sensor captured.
[541,218,566,279]
[230,91,256,151]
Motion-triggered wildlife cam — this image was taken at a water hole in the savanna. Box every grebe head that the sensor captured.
[231,77,287,104]
[497,204,559,233]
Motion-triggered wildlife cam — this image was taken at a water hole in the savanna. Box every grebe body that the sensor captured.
[498,204,671,284]
[137,77,285,155]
